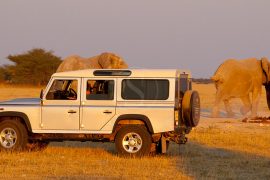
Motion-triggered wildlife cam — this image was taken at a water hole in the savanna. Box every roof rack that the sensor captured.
[93,70,131,76]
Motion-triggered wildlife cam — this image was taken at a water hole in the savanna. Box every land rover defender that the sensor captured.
[0,69,200,156]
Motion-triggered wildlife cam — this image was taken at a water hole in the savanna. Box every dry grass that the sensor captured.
[0,83,270,179]
[0,83,42,101]
[0,144,190,179]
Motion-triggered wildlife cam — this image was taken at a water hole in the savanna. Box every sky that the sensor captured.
[0,0,270,78]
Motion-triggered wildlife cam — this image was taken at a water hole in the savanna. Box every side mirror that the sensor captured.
[40,89,44,99]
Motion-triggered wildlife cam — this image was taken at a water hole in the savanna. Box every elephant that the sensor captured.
[211,57,270,118]
[56,52,128,72]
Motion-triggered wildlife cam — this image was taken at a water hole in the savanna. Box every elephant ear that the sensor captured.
[261,57,270,110]
[98,52,128,69]
[261,57,270,84]
[98,52,112,69]
[265,85,270,110]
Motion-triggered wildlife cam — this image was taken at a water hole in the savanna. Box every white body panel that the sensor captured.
[101,78,176,133]
[0,105,41,130]
[101,104,174,133]
[41,105,80,130]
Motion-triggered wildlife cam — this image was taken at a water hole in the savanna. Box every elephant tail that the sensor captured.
[211,74,223,83]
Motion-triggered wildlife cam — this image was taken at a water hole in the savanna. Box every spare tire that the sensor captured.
[182,90,200,127]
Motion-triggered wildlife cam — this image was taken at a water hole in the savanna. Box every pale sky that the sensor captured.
[0,0,270,78]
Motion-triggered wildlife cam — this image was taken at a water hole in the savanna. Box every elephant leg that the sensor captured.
[250,89,261,118]
[240,95,251,115]
[211,90,223,118]
[223,99,235,118]
[211,104,220,118]
[211,89,228,118]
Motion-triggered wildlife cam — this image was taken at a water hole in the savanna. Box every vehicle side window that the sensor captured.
[86,80,114,100]
[46,80,78,100]
[121,79,169,100]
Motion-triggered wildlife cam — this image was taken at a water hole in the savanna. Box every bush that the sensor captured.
[2,48,62,85]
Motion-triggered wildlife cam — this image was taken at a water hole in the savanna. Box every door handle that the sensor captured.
[103,110,112,114]
[68,110,77,114]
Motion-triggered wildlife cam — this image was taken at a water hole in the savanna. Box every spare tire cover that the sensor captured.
[182,90,200,127]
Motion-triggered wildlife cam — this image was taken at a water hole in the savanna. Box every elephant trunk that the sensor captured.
[265,84,270,110]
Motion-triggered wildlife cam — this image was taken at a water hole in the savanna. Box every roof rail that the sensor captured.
[93,70,131,76]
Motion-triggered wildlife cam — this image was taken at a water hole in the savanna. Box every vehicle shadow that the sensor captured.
[169,141,270,179]
[49,141,116,154]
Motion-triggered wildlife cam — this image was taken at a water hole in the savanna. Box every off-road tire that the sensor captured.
[0,119,28,151]
[115,125,152,157]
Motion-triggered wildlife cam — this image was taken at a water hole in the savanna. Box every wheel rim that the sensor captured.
[0,128,17,149]
[122,132,142,153]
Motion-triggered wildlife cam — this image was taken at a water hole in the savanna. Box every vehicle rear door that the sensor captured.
[81,78,116,131]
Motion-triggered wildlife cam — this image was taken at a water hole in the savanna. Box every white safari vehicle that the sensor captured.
[0,69,200,156]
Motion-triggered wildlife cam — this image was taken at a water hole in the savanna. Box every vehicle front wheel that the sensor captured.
[115,125,152,157]
[0,120,28,151]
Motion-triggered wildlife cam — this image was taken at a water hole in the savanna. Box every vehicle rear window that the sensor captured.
[121,79,169,100]
[180,74,189,94]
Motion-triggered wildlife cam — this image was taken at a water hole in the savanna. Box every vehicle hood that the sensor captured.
[0,98,41,105]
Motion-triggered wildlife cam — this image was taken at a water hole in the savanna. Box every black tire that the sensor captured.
[0,120,28,151]
[182,90,200,127]
[115,125,152,157]
[27,141,49,151]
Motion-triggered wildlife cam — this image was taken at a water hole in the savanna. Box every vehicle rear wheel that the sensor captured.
[115,125,152,157]
[0,120,28,151]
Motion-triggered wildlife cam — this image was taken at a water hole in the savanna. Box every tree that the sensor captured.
[0,65,12,83]
[7,48,62,85]
[0,66,5,82]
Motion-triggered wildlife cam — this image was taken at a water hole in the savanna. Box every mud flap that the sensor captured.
[161,135,167,154]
